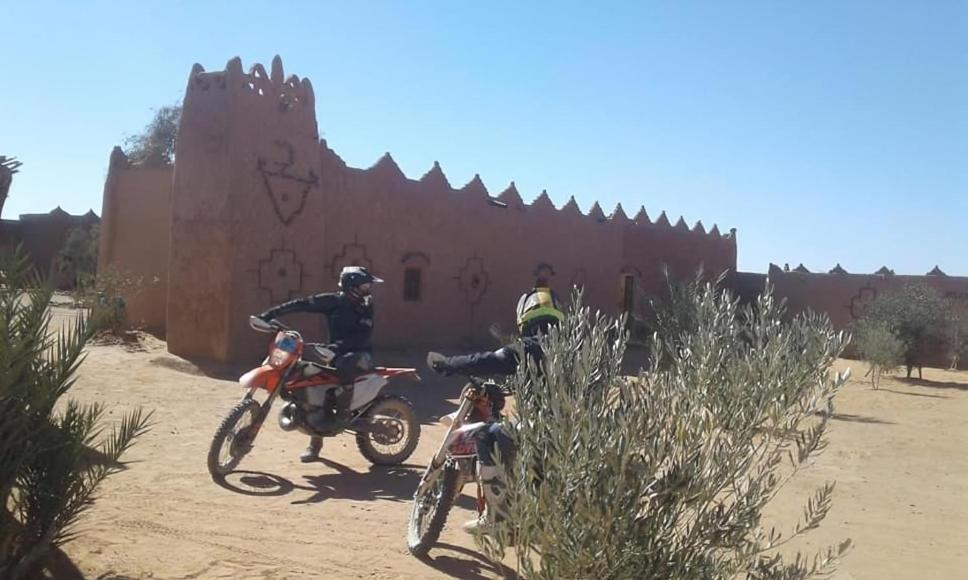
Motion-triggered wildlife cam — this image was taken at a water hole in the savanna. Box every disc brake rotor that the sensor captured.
[372,416,404,445]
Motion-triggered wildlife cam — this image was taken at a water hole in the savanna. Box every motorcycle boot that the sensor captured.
[300,435,323,462]
[463,463,512,539]
[332,384,355,425]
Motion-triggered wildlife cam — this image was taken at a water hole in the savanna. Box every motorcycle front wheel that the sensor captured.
[355,395,421,465]
[407,462,460,557]
[207,397,262,479]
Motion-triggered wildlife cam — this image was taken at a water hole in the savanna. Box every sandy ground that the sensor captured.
[51,308,968,579]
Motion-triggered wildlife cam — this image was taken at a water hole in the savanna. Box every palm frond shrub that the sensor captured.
[0,246,152,579]
[485,282,851,579]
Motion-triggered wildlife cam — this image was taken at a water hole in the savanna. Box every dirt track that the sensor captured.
[57,323,968,579]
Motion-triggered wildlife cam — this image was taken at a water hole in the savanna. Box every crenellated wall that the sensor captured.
[763,264,968,331]
[100,55,738,362]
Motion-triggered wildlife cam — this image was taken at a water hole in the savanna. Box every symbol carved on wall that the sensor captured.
[257,248,305,303]
[327,240,373,281]
[848,286,877,320]
[455,257,489,305]
[257,140,319,226]
[401,252,431,267]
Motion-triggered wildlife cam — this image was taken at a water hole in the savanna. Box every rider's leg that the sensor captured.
[463,422,515,534]
[300,435,323,462]
[333,352,373,421]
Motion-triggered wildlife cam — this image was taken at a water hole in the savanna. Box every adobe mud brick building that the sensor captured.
[1,207,100,287]
[740,264,968,369]
[98,56,737,362]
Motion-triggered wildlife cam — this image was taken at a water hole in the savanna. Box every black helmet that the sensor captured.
[516,286,564,336]
[339,266,383,292]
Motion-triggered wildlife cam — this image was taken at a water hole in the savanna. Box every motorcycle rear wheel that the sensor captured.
[355,395,420,465]
[207,398,262,479]
[407,462,460,557]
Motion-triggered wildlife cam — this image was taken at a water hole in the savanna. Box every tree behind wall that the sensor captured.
[0,156,22,218]
[123,104,181,165]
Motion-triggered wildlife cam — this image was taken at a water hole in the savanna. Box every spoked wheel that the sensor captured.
[207,398,262,479]
[355,395,420,465]
[407,462,460,557]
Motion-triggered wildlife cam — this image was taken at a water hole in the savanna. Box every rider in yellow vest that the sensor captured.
[431,285,564,534]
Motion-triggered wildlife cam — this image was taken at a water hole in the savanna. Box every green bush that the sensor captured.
[944,302,968,370]
[485,283,851,579]
[72,266,149,335]
[854,319,904,388]
[0,247,152,579]
[859,283,950,377]
[56,224,99,290]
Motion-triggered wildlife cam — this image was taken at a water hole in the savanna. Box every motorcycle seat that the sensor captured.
[299,361,337,378]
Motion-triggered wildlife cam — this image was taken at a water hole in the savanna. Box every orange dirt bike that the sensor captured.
[207,316,421,479]
[406,353,510,556]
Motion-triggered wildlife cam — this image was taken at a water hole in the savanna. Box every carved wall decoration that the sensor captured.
[257,140,319,226]
[401,251,431,267]
[455,256,489,305]
[848,285,877,320]
[327,238,373,281]
[257,248,305,303]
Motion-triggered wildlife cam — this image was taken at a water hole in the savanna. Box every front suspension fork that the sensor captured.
[244,384,281,440]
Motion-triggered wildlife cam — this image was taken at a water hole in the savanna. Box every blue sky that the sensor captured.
[2,1,965,274]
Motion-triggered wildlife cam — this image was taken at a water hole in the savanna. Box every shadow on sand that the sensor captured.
[829,412,894,425]
[416,542,518,580]
[876,387,948,399]
[900,377,968,392]
[213,459,422,505]
[213,463,512,579]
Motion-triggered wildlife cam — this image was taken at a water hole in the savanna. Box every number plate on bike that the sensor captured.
[275,335,298,353]
[448,431,477,457]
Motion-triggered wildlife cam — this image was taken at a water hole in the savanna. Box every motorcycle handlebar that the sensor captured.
[248,315,291,333]
[465,376,514,397]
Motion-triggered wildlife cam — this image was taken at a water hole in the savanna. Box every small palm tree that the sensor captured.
[0,246,152,579]
[0,156,22,218]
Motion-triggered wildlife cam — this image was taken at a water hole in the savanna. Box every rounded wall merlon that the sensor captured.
[108,146,130,170]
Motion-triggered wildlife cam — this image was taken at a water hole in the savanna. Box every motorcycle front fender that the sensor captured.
[239,365,282,393]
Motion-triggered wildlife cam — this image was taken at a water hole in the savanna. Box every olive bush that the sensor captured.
[858,282,950,378]
[853,319,904,388]
[486,283,851,579]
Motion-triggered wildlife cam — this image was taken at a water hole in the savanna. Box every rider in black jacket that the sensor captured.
[431,285,563,535]
[259,265,382,462]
